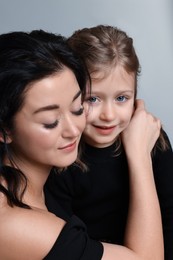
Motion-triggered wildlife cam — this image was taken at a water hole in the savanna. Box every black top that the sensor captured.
[45,131,173,260]
[44,189,103,260]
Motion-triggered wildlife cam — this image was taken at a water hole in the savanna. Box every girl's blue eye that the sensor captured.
[44,120,58,129]
[72,105,84,116]
[117,96,127,102]
[87,96,98,103]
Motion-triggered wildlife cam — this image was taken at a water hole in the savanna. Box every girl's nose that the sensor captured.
[100,103,116,121]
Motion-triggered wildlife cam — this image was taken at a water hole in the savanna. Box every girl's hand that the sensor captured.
[121,99,161,156]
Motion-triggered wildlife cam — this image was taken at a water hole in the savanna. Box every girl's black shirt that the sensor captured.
[45,131,173,260]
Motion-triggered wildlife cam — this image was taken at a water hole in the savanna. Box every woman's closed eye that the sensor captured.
[43,120,58,129]
[72,105,84,115]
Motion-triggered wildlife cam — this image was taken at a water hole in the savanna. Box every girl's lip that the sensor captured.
[93,125,116,135]
[94,125,116,129]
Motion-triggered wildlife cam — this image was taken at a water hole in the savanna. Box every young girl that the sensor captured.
[0,29,162,260]
[46,25,173,259]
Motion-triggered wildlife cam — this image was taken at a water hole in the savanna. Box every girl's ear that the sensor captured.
[0,130,12,144]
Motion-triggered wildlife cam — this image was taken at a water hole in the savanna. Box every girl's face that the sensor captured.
[84,65,135,148]
[9,68,86,171]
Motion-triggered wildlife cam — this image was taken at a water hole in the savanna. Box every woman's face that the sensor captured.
[84,65,135,148]
[9,68,86,170]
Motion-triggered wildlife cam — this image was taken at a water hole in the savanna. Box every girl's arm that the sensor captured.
[101,99,164,260]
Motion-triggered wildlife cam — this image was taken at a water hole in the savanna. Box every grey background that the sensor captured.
[0,0,172,145]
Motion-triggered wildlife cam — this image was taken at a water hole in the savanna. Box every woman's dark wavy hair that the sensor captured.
[0,30,90,208]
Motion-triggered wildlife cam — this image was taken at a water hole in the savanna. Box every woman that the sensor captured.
[0,29,163,259]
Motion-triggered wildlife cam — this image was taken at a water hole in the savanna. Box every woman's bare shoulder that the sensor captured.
[0,201,65,260]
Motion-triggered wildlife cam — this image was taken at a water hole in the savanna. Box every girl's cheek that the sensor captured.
[83,103,90,117]
[80,116,87,132]
[86,111,97,123]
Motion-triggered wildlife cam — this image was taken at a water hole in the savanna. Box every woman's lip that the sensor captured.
[59,141,76,150]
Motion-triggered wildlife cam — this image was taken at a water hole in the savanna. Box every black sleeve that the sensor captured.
[44,215,103,260]
[152,131,173,260]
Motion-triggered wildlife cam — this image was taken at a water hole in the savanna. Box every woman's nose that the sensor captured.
[61,116,81,138]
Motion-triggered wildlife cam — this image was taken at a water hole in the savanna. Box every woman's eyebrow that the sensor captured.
[33,90,82,114]
[72,90,82,102]
[33,104,60,114]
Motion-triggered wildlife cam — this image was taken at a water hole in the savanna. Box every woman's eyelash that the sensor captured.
[43,106,84,129]
[72,106,84,115]
[44,120,58,129]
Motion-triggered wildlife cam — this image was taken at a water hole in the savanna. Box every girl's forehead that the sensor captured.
[91,64,135,80]
[92,66,135,83]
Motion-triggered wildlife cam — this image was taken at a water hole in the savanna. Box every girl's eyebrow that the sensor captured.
[116,90,134,95]
[33,90,82,114]
[90,90,134,95]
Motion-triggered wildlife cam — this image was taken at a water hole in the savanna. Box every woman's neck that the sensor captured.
[22,166,51,210]
[4,156,51,210]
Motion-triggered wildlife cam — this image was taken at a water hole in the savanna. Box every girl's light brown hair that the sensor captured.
[68,24,169,153]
